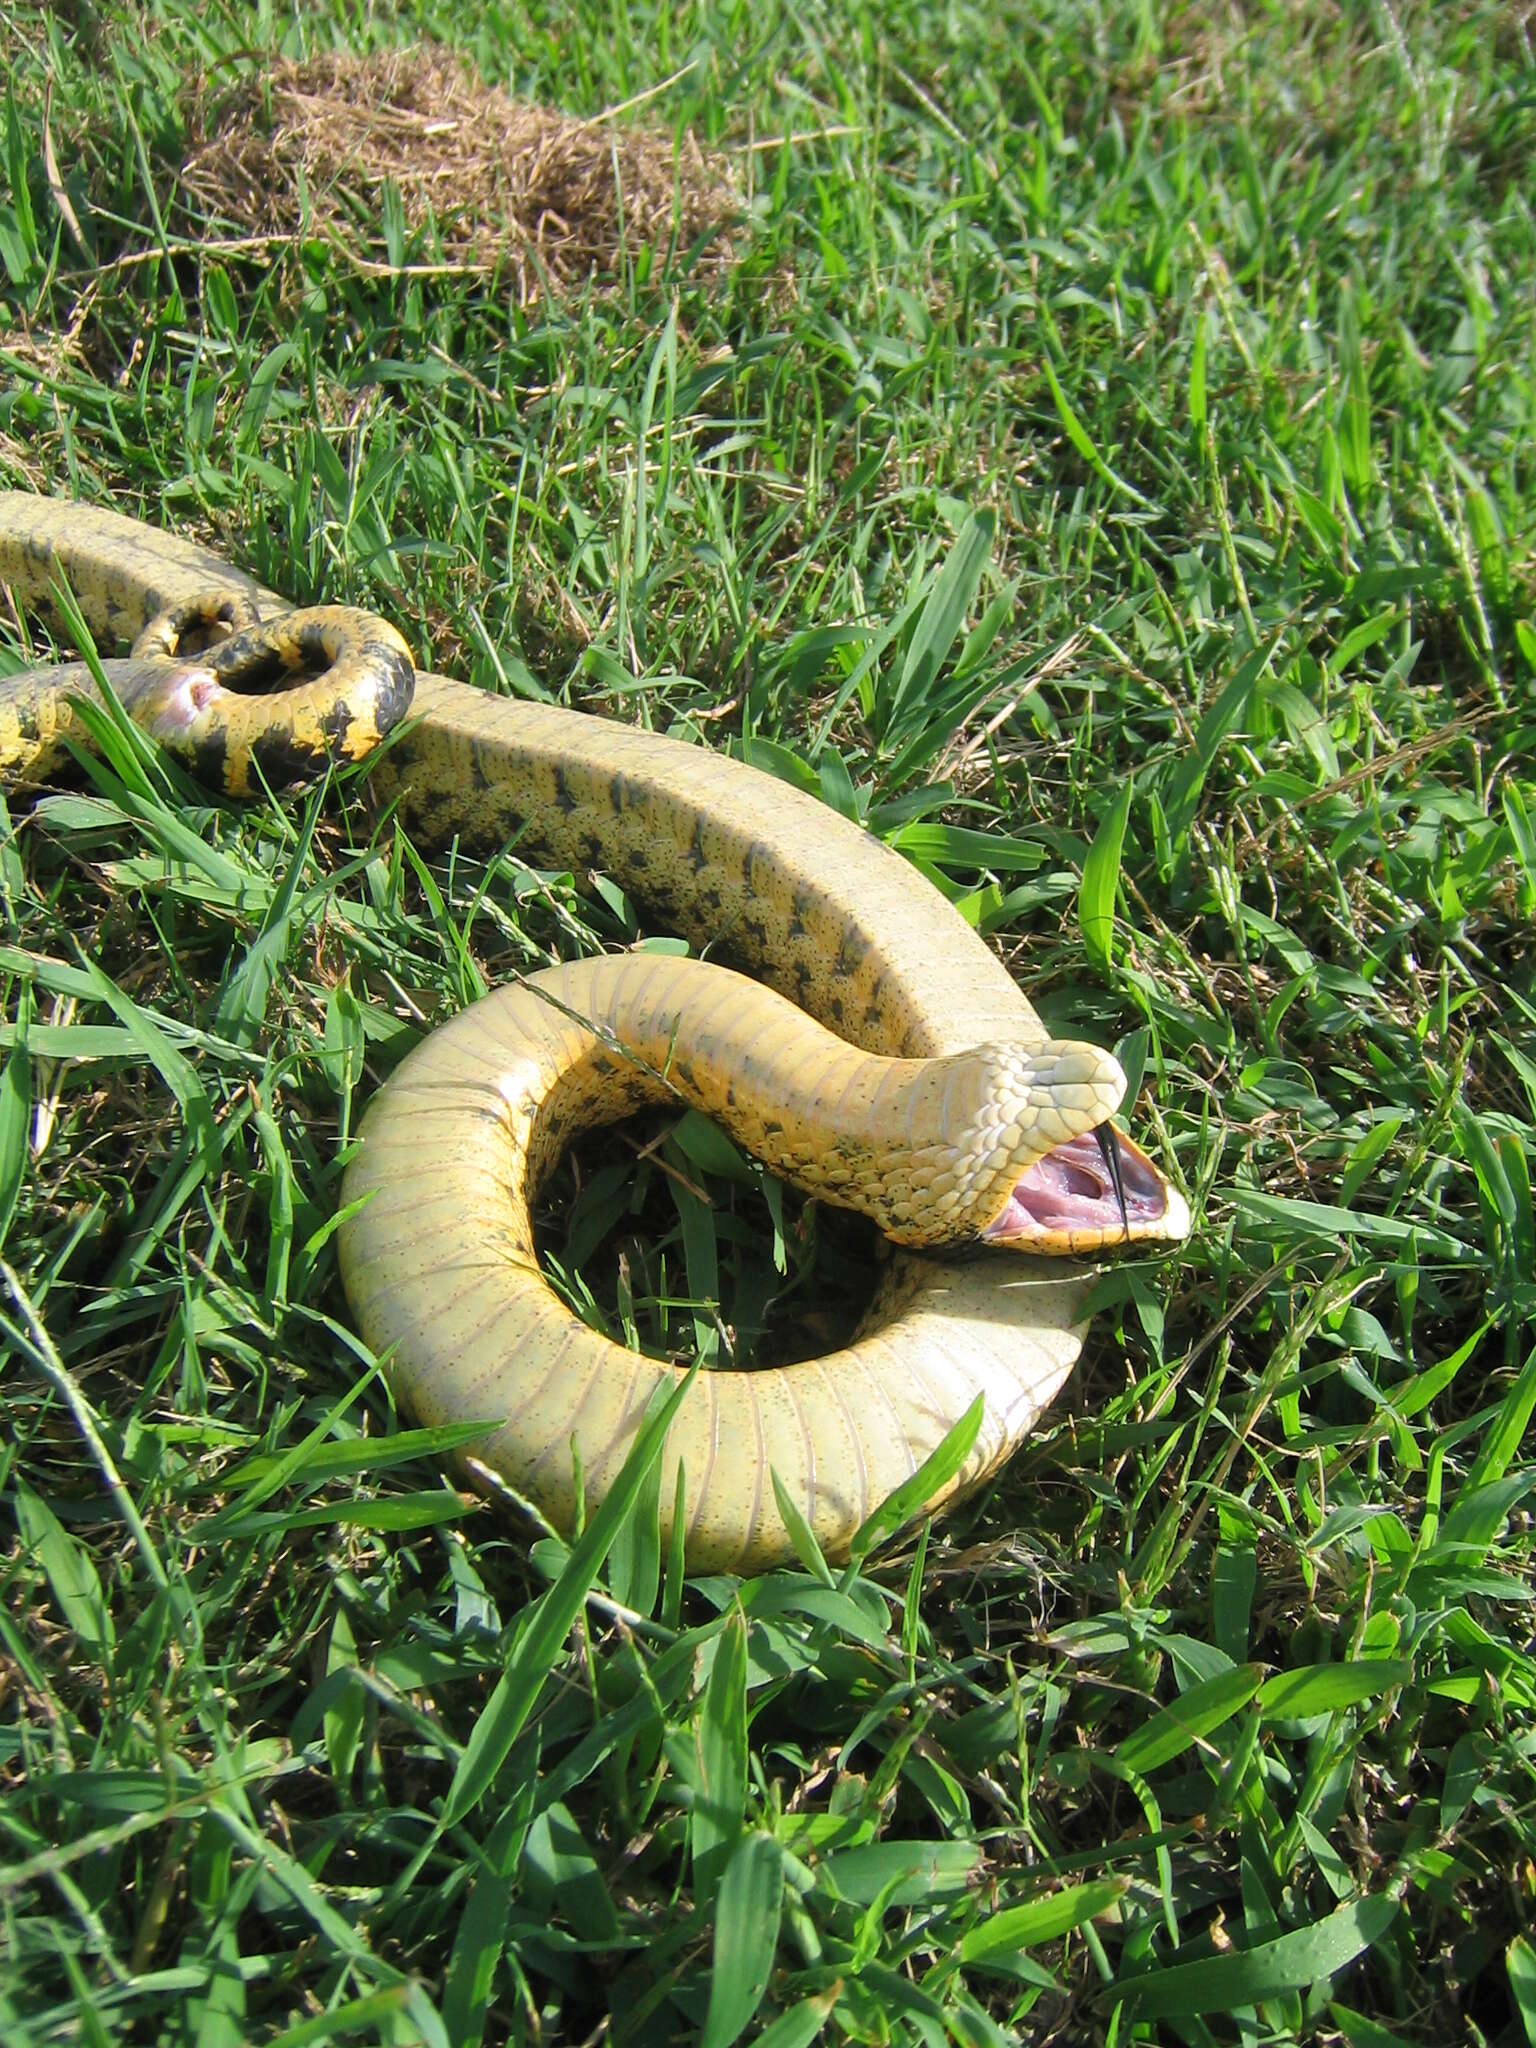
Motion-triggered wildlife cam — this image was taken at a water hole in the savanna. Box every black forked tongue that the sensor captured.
[1094,1121,1130,1239]
[982,1120,1180,1244]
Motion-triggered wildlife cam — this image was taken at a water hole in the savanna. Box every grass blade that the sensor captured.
[1116,1666,1263,1776]
[1115,1895,1400,2018]
[1080,779,1133,974]
[692,1605,749,1902]
[699,1833,783,2048]
[441,1365,698,1829]
[845,1394,985,1566]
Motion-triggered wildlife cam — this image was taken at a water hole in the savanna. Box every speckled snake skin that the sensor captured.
[0,494,1189,1570]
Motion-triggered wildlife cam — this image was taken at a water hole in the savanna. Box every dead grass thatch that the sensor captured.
[180,48,740,301]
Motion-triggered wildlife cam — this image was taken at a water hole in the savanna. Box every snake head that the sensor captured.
[942,1042,1191,1253]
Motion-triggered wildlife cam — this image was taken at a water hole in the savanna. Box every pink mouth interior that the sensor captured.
[983,1127,1171,1242]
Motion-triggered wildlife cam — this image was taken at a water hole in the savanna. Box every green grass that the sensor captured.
[2,0,1535,2041]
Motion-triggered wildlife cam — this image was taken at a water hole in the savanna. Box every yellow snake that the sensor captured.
[0,493,1189,1571]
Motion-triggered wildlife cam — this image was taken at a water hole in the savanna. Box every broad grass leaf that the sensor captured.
[1459,1339,1536,1504]
[237,339,302,453]
[882,509,994,741]
[736,734,822,796]
[1259,1661,1410,1719]
[1327,607,1399,681]
[15,1483,115,1660]
[888,823,1044,874]
[1439,1731,1485,1838]
[1504,784,1536,914]
[1506,1933,1536,2046]
[1465,482,1511,615]
[1388,1325,1489,1427]
[846,1394,984,1565]
[1234,1189,1467,1260]
[1437,1469,1536,1562]
[1115,1665,1263,1776]
[323,980,366,1142]
[1041,355,1151,507]
[212,1495,475,1538]
[261,1984,438,2043]
[1337,287,1373,495]
[693,1605,748,1902]
[665,1134,722,1365]
[818,1840,979,1907]
[749,1991,838,2048]
[1328,2001,1424,2048]
[663,1463,688,1628]
[817,745,861,821]
[522,1801,619,1941]
[108,787,253,895]
[769,1467,835,1586]
[669,1109,757,1187]
[184,1822,247,2047]
[743,1577,891,1651]
[52,627,179,805]
[955,1876,1129,1961]
[1299,1815,1357,1904]
[323,1602,365,1790]
[203,261,238,340]
[215,1422,493,1495]
[381,176,407,270]
[0,1022,165,1058]
[250,1094,294,1309]
[1188,305,1209,434]
[1080,779,1132,974]
[441,1794,531,2048]
[1212,1520,1258,1665]
[441,1365,698,1830]
[605,1440,664,1618]
[1501,1133,1534,1279]
[1292,484,1345,559]
[214,790,324,1047]
[1454,1101,1521,1267]
[1339,1114,1405,1209]
[199,1362,396,1532]
[1161,638,1277,849]
[0,1004,29,1253]
[1115,1894,1399,2018]
[0,89,37,272]
[1269,676,1340,779]
[699,1832,783,2048]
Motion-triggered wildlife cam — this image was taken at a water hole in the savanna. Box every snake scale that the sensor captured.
[0,493,1188,1571]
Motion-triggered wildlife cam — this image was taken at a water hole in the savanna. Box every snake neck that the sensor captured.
[502,956,1126,1251]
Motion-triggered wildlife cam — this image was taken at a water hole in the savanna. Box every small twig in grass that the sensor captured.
[592,62,703,124]
[40,84,89,258]
[744,126,862,150]
[1245,709,1497,849]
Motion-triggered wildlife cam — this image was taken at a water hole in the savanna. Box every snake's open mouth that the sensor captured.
[983,1123,1186,1246]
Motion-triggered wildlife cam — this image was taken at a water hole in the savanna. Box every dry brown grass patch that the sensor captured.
[180,47,740,302]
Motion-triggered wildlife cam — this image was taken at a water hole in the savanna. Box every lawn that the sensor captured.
[2,1,1535,2042]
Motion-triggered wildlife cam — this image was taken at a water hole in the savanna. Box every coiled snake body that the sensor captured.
[0,494,1188,1571]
